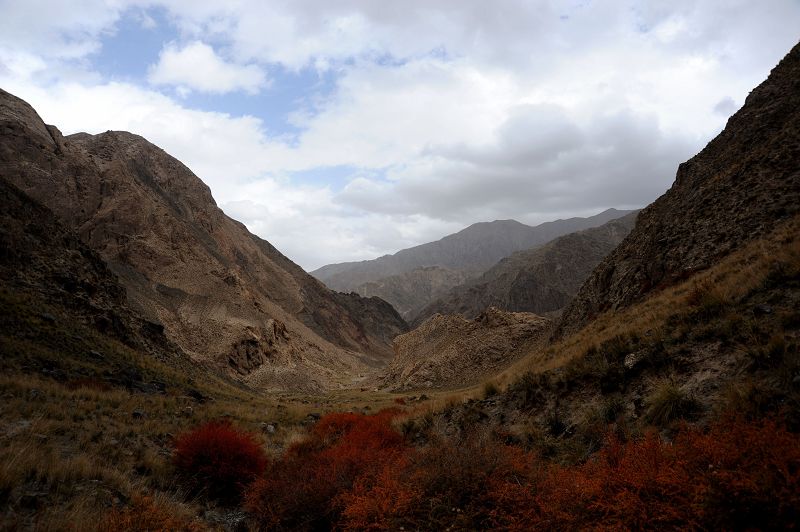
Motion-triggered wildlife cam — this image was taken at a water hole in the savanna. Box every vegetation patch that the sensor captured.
[173,420,268,505]
[644,378,700,427]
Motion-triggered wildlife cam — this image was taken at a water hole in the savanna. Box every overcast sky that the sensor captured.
[1,1,798,270]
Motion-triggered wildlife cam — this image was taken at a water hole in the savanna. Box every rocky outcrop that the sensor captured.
[414,213,638,325]
[380,307,550,391]
[313,209,636,293]
[0,88,407,391]
[558,42,800,336]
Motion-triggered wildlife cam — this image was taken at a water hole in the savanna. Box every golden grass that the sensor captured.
[0,370,298,530]
[494,215,800,385]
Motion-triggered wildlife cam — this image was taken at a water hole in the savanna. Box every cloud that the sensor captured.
[336,105,695,223]
[0,0,122,59]
[1,0,799,270]
[148,41,267,95]
[713,96,738,116]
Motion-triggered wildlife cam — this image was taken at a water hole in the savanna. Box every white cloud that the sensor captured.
[0,0,122,59]
[148,41,267,94]
[1,0,799,270]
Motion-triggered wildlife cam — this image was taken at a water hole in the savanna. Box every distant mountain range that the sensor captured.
[313,208,635,319]
[351,266,472,321]
[312,209,635,292]
[413,212,638,325]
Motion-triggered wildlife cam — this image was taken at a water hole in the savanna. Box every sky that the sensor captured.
[0,1,798,271]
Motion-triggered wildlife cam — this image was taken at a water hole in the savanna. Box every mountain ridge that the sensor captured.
[312,208,636,293]
[0,88,408,392]
[413,211,638,325]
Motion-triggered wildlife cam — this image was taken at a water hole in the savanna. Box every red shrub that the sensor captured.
[246,409,407,529]
[173,420,267,504]
[245,410,800,530]
[339,435,538,531]
[339,455,419,531]
[675,416,800,529]
[531,416,800,530]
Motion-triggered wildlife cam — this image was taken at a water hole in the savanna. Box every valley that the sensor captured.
[1,31,799,532]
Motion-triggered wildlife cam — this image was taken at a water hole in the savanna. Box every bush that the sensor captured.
[341,435,537,530]
[686,281,728,321]
[644,378,699,426]
[244,408,800,530]
[507,371,549,408]
[482,380,499,398]
[561,335,633,394]
[173,420,267,504]
[747,333,787,370]
[245,409,406,530]
[533,417,800,530]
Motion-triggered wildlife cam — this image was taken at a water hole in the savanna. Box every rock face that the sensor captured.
[380,307,550,391]
[0,88,407,391]
[558,42,800,335]
[353,266,471,321]
[0,175,180,363]
[312,209,636,293]
[414,213,638,325]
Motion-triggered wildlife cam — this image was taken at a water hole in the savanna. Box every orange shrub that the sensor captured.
[676,416,800,529]
[340,436,538,531]
[532,416,800,530]
[173,420,267,504]
[245,410,800,530]
[246,409,407,530]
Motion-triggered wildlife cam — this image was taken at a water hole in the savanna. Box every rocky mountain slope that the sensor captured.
[558,42,800,335]
[352,266,471,320]
[313,209,635,293]
[0,88,407,392]
[414,212,637,325]
[379,307,550,391]
[0,175,184,375]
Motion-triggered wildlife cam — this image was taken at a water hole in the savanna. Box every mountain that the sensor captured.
[352,266,471,320]
[0,174,186,376]
[413,212,638,325]
[0,88,407,392]
[379,307,550,391]
[312,209,636,293]
[558,41,800,336]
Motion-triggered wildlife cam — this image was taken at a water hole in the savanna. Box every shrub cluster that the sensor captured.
[173,419,267,505]
[245,409,406,529]
[240,412,800,530]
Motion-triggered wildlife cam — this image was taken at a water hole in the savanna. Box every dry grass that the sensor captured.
[0,369,305,530]
[497,215,800,382]
[644,377,699,426]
